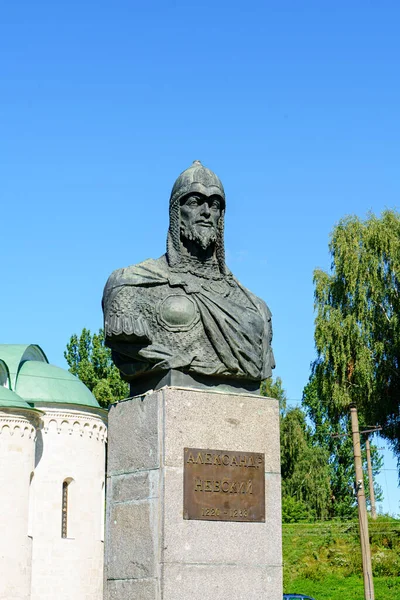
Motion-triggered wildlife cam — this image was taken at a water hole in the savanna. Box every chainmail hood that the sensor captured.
[167,160,226,273]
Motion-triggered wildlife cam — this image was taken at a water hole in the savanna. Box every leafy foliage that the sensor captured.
[313,210,400,470]
[263,376,383,521]
[262,377,331,521]
[302,376,383,518]
[260,376,286,415]
[280,406,331,521]
[281,495,313,523]
[64,328,129,408]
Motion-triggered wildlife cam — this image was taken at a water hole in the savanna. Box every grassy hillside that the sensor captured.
[282,516,400,599]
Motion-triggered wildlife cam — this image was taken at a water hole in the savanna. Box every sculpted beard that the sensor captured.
[180,223,217,251]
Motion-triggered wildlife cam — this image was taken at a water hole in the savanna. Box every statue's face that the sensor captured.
[180,193,222,251]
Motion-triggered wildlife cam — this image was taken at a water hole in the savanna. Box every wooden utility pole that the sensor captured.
[331,424,381,520]
[365,435,377,520]
[350,404,375,600]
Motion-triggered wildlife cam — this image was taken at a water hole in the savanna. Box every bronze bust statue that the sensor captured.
[102,161,275,395]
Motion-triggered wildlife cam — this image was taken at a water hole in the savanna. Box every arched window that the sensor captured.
[61,478,74,538]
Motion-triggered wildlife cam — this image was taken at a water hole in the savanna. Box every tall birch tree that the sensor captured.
[313,210,400,472]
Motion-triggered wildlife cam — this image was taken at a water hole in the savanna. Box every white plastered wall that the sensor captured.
[30,404,107,600]
[0,410,37,600]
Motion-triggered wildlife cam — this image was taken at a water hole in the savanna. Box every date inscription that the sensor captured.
[201,508,249,518]
[183,447,265,522]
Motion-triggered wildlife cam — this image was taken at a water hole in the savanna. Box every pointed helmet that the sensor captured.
[167,160,226,272]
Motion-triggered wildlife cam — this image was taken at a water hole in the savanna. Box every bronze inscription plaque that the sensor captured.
[183,447,265,522]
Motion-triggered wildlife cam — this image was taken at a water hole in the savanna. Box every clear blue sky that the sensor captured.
[1,1,399,515]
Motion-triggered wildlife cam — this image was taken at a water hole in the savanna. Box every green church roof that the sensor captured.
[16,361,100,408]
[0,344,100,409]
[0,345,47,390]
[0,382,40,412]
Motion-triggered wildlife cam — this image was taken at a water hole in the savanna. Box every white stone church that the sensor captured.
[0,344,107,600]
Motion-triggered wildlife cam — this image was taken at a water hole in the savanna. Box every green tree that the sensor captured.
[262,377,331,521]
[303,376,383,518]
[260,376,287,415]
[313,210,400,472]
[263,376,382,520]
[302,377,356,518]
[280,406,331,521]
[64,328,129,408]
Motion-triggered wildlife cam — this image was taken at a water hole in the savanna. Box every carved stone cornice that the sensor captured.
[39,411,107,442]
[0,407,108,441]
[0,415,37,439]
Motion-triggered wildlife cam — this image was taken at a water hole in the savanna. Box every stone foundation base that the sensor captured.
[104,386,282,600]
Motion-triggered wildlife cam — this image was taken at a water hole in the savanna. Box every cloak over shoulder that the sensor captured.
[102,256,274,382]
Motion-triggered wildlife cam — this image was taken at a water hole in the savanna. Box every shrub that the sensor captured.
[282,496,314,523]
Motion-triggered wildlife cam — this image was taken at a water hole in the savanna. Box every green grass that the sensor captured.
[284,575,400,600]
[282,516,400,600]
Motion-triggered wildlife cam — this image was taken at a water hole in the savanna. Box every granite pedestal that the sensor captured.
[104,386,282,600]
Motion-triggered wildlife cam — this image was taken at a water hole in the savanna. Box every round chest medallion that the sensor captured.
[157,294,199,332]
